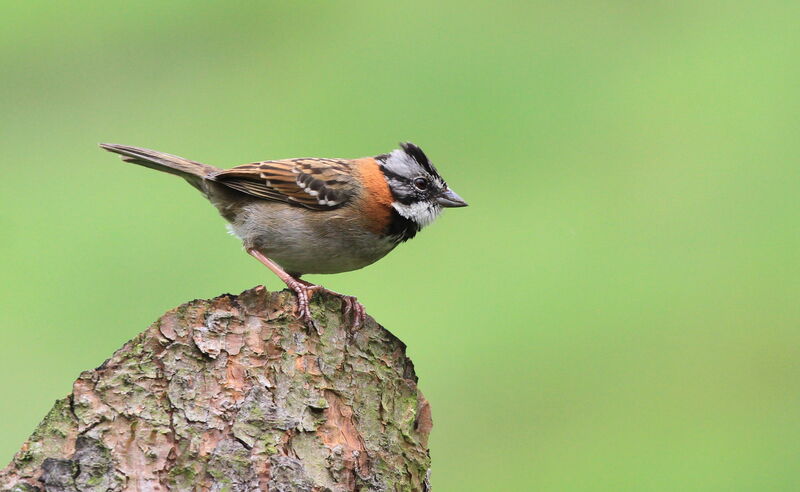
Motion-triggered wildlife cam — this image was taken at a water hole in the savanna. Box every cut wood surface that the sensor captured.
[0,286,432,492]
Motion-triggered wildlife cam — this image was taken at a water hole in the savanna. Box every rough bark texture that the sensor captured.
[0,286,432,492]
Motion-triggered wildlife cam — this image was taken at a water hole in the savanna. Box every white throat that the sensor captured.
[392,201,442,228]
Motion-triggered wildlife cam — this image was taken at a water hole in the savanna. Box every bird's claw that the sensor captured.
[339,294,366,329]
[286,280,322,334]
[292,280,365,330]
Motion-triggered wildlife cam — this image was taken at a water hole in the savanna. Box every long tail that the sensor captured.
[99,143,220,190]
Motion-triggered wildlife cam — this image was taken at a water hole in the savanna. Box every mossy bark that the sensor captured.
[0,287,432,492]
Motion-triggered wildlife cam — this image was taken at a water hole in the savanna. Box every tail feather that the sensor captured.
[99,143,219,190]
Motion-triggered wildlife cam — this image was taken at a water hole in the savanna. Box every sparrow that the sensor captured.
[99,142,467,328]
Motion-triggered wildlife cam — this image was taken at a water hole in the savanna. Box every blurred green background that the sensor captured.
[2,1,799,490]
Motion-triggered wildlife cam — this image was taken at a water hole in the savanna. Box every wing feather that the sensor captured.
[210,158,358,210]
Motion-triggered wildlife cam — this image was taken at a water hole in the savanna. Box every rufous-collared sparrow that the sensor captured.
[100,142,467,328]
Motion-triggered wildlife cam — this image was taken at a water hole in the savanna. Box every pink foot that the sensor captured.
[297,280,366,329]
[339,294,366,329]
[246,249,365,331]
[284,277,320,330]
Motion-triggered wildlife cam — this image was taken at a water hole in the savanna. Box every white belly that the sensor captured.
[227,202,399,275]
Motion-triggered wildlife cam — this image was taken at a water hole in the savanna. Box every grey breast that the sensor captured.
[229,200,397,275]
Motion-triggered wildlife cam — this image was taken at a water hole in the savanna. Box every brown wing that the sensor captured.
[210,158,358,210]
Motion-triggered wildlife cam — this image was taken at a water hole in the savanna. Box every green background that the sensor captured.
[2,2,799,490]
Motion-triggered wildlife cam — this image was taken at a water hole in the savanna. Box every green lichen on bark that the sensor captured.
[2,398,77,484]
[0,286,432,492]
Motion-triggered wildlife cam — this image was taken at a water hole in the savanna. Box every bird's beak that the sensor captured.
[437,188,468,208]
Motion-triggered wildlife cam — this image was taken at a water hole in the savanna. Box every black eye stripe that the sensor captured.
[380,166,433,188]
[394,195,417,205]
[379,166,406,182]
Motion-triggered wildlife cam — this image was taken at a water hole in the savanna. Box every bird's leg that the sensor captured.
[295,279,366,329]
[247,248,318,328]
[247,248,366,330]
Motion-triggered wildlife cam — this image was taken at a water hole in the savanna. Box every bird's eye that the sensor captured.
[413,177,429,190]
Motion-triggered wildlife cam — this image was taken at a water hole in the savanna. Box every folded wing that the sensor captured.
[211,158,358,210]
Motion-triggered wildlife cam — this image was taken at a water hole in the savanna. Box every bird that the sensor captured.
[99,142,467,328]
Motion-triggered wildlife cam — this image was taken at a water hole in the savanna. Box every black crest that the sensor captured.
[400,142,441,178]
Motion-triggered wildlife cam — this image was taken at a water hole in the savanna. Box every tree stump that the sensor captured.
[0,286,432,491]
